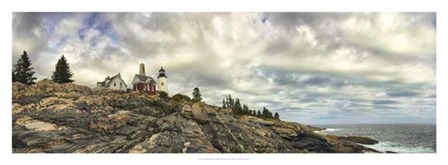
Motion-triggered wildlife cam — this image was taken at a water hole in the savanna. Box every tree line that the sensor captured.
[222,95,280,120]
[12,50,74,85]
[166,88,280,120]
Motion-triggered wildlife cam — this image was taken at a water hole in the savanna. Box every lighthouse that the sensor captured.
[157,66,168,94]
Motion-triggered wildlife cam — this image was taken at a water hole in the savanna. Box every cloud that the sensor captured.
[12,12,436,124]
[12,13,50,63]
[388,91,421,97]
[373,100,399,105]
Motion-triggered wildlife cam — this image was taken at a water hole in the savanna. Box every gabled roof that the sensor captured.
[98,73,128,87]
[132,74,156,85]
[97,81,106,87]
[134,75,149,81]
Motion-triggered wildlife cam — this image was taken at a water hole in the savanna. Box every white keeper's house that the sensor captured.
[96,73,128,91]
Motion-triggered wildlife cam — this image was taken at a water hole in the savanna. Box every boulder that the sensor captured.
[191,103,209,124]
[204,106,217,116]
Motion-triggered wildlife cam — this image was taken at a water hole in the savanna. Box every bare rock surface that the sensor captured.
[12,80,379,153]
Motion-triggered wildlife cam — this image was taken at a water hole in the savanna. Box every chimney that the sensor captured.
[139,63,146,76]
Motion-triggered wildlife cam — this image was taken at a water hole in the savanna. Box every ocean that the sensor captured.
[315,124,436,153]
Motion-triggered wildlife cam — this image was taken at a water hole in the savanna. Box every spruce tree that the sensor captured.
[222,99,226,108]
[228,95,234,107]
[243,104,250,115]
[234,98,242,114]
[262,107,268,118]
[192,87,202,102]
[51,55,74,83]
[274,112,280,120]
[262,107,273,118]
[12,51,37,85]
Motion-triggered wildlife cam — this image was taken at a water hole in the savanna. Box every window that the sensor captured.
[114,83,116,86]
[162,82,164,86]
[120,82,122,87]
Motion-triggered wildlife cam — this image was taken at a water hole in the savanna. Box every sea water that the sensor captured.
[315,124,436,153]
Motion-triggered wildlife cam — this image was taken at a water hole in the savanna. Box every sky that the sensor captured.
[12,12,436,125]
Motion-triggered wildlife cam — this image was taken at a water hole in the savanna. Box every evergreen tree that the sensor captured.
[192,87,202,102]
[12,50,37,85]
[262,107,268,118]
[228,95,234,107]
[257,110,261,116]
[51,55,74,83]
[243,104,250,115]
[262,107,274,118]
[274,112,280,120]
[222,99,226,108]
[233,98,243,114]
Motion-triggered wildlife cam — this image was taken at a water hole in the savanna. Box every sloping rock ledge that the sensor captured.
[12,80,380,153]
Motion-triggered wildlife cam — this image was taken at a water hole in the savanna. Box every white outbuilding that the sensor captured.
[96,73,128,91]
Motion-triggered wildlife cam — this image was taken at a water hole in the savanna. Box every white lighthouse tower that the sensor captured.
[157,66,168,94]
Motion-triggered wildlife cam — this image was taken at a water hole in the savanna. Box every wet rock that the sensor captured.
[339,136,379,145]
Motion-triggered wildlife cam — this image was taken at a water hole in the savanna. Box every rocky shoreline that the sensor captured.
[13,80,381,153]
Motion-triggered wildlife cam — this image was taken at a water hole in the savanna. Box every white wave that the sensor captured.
[315,128,343,134]
[324,128,343,132]
[365,141,435,153]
